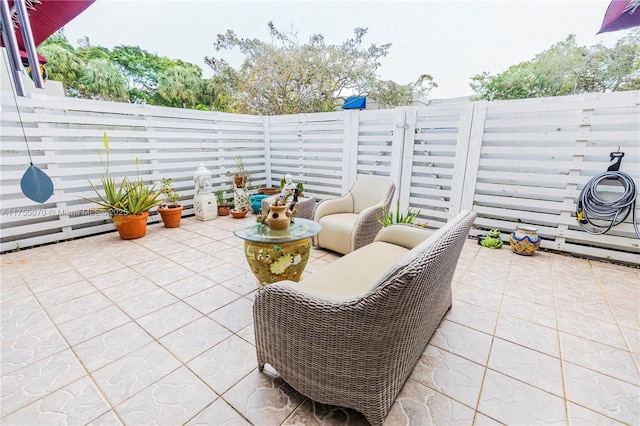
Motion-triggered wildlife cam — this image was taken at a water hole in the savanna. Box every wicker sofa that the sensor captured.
[253,210,476,425]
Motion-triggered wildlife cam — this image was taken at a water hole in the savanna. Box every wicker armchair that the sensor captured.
[313,177,395,255]
[254,211,477,425]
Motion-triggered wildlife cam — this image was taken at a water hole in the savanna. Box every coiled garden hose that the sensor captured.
[576,171,640,239]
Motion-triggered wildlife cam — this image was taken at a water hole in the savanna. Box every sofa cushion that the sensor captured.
[317,213,358,254]
[364,211,473,295]
[294,241,409,300]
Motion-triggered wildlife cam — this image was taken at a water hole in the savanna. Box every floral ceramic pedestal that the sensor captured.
[244,238,312,286]
[232,218,322,287]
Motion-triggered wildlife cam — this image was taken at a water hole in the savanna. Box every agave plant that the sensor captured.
[81,133,161,215]
[379,201,427,228]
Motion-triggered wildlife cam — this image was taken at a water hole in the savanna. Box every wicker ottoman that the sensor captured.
[261,195,317,220]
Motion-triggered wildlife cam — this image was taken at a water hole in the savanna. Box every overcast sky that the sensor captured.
[61,0,630,99]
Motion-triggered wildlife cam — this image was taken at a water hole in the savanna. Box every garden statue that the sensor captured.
[281,173,296,195]
[194,164,212,195]
[479,228,503,249]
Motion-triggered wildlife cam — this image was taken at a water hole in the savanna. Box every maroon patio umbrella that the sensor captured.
[1,0,95,62]
[598,0,640,33]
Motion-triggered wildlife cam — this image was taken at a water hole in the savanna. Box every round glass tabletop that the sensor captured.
[233,218,322,243]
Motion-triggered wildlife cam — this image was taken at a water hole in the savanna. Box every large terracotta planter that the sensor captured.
[158,205,183,228]
[111,212,149,240]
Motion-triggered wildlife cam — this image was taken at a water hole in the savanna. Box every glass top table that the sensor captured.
[233,218,322,286]
[233,218,322,244]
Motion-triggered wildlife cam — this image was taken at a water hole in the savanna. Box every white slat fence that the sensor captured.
[1,90,638,264]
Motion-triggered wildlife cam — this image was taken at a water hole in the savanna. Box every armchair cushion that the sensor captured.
[313,177,395,254]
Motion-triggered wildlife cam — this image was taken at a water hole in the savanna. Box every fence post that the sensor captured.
[456,101,487,218]
[397,106,417,211]
[343,110,359,192]
[263,116,272,187]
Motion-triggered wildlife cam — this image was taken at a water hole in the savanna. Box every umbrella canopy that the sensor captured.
[598,0,640,33]
[1,0,95,62]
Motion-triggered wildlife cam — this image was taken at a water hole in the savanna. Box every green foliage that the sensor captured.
[157,65,203,108]
[471,30,640,100]
[81,133,162,215]
[205,22,429,114]
[160,178,180,207]
[79,58,128,101]
[214,186,231,206]
[379,201,426,227]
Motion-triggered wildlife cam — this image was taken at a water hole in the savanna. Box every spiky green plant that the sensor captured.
[379,201,427,227]
[81,133,161,215]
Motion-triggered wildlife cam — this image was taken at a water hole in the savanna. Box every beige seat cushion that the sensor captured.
[317,213,358,255]
[295,241,409,300]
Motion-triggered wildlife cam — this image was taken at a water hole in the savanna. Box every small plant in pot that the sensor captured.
[231,188,250,218]
[230,154,251,190]
[215,186,231,216]
[157,178,183,228]
[81,133,162,239]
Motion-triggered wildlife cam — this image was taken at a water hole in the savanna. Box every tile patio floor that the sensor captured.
[1,215,638,425]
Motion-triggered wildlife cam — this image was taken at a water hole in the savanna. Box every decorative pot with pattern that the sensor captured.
[510,225,541,255]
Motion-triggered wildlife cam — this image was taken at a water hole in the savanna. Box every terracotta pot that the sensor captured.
[233,175,247,188]
[111,212,149,240]
[259,187,279,195]
[267,205,291,230]
[230,209,248,218]
[218,205,230,216]
[158,205,183,228]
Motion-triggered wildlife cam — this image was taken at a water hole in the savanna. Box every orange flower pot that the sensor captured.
[111,212,149,240]
[158,205,183,228]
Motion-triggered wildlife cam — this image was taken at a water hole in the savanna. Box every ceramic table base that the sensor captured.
[243,238,312,286]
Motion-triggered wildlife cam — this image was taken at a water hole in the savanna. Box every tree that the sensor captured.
[157,65,202,108]
[79,58,128,101]
[109,45,178,104]
[37,42,83,96]
[369,74,437,109]
[471,30,640,100]
[205,22,430,114]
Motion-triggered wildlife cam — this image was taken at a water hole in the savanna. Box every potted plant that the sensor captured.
[230,154,251,189]
[215,186,231,216]
[157,178,183,228]
[231,188,250,218]
[82,133,162,239]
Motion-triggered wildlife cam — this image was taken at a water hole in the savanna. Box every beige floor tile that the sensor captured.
[478,370,566,425]
[186,398,250,425]
[429,320,493,366]
[92,342,180,406]
[1,220,638,426]
[494,313,560,357]
[136,301,202,339]
[159,316,232,363]
[0,349,87,416]
[488,338,563,397]
[223,368,305,426]
[385,378,476,425]
[0,377,110,426]
[188,335,256,394]
[115,366,215,425]
[563,361,640,425]
[72,322,153,372]
[411,344,485,408]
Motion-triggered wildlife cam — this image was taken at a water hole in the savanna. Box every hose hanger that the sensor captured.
[576,149,639,239]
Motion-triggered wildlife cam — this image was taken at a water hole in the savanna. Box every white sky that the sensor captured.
[61,0,631,99]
